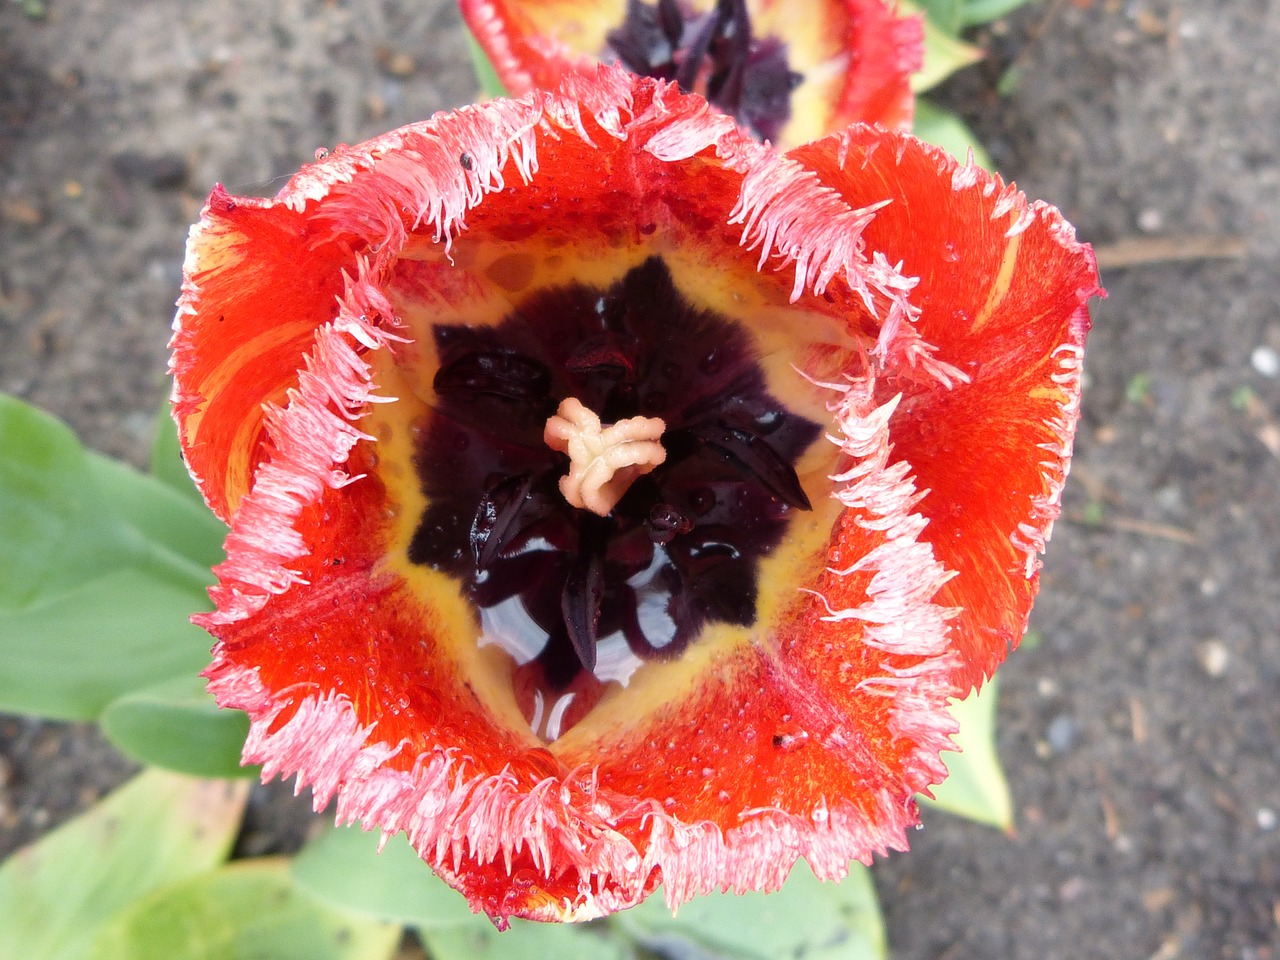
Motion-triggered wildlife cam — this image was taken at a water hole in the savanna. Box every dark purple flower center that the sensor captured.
[409,257,819,698]
[606,0,802,143]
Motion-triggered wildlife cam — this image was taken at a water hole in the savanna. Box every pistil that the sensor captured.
[543,397,668,516]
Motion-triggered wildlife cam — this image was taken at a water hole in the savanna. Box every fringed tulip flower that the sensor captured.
[460,0,924,146]
[171,68,1100,924]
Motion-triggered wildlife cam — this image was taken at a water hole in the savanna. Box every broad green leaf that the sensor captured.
[87,453,226,574]
[0,769,249,960]
[0,395,219,610]
[911,0,963,34]
[0,394,154,608]
[904,0,983,92]
[86,859,401,960]
[921,677,1013,830]
[294,827,635,957]
[912,99,993,170]
[0,569,217,721]
[961,0,1041,28]
[0,395,223,720]
[422,916,634,960]
[148,401,212,509]
[466,34,509,99]
[100,674,252,779]
[613,861,885,960]
[292,825,477,929]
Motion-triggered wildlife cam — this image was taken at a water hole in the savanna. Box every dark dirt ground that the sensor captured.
[1,0,1278,958]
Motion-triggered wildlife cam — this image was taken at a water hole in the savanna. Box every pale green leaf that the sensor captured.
[0,769,249,960]
[961,0,1041,28]
[911,0,963,34]
[912,99,993,170]
[613,861,885,960]
[0,569,218,721]
[294,826,635,957]
[903,0,983,92]
[100,674,253,779]
[292,825,477,929]
[0,395,223,721]
[87,453,225,575]
[86,859,402,960]
[0,395,220,610]
[922,677,1014,830]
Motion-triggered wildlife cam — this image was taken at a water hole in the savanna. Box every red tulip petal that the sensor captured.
[461,0,922,145]
[787,128,1103,692]
[169,191,353,522]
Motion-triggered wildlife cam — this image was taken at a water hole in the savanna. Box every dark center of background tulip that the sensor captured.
[606,0,802,143]
[408,258,820,740]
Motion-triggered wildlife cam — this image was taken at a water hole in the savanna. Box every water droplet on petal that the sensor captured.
[942,241,959,263]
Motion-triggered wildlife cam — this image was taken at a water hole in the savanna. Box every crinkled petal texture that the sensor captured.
[786,130,1102,692]
[172,70,1098,923]
[461,0,923,146]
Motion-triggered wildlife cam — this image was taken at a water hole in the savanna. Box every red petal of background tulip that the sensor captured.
[788,129,1104,693]
[171,68,1098,922]
[460,0,923,146]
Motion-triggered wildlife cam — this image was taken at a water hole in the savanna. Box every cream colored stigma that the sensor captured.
[543,397,667,517]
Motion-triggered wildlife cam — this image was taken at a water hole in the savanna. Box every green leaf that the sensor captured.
[292,825,477,929]
[911,0,963,34]
[960,0,1041,29]
[100,674,253,779]
[422,917,635,960]
[293,826,636,958]
[0,395,221,610]
[87,453,226,574]
[466,33,509,99]
[0,769,249,960]
[86,859,402,960]
[912,99,993,170]
[613,861,885,960]
[921,677,1013,830]
[904,0,983,92]
[0,569,219,721]
[0,395,224,721]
